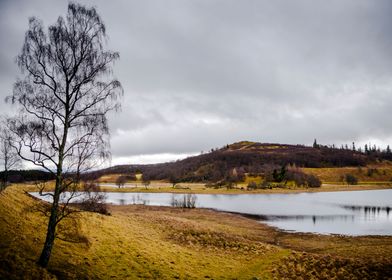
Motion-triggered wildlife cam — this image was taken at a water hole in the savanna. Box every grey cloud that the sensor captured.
[1,0,392,163]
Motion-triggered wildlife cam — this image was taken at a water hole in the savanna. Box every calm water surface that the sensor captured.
[30,189,392,236]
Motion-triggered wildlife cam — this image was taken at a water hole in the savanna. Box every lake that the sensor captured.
[30,189,392,236]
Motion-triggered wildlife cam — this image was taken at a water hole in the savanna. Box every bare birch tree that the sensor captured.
[0,126,20,188]
[6,3,122,267]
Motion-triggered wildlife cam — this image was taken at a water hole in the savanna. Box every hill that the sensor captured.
[86,141,392,183]
[5,141,392,185]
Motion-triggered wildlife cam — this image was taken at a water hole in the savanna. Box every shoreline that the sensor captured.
[20,181,392,194]
[98,183,392,194]
[113,203,392,238]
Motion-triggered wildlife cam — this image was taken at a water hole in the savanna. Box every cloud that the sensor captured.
[1,0,392,164]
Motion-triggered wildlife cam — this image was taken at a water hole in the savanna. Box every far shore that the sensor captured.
[20,181,392,194]
[99,183,392,194]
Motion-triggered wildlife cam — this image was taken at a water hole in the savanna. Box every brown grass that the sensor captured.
[1,185,391,279]
[303,163,392,184]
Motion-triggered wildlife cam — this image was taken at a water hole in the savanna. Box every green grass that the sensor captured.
[1,185,391,279]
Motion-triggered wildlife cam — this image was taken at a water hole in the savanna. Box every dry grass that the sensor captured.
[0,186,286,279]
[303,163,392,184]
[272,252,392,280]
[101,183,391,194]
[1,185,391,279]
[20,179,392,198]
[94,166,392,194]
[98,173,142,183]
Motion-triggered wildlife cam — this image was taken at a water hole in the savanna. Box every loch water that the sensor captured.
[30,189,392,236]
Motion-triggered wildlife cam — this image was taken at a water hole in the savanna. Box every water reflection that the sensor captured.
[30,189,392,236]
[339,205,391,222]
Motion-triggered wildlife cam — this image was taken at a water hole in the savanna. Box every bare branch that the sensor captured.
[7,2,121,267]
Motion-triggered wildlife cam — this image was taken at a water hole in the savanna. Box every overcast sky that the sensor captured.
[1,0,392,165]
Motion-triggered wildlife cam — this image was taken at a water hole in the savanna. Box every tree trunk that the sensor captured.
[3,167,8,188]
[38,110,68,267]
[37,208,57,266]
[37,176,61,267]
[2,147,8,189]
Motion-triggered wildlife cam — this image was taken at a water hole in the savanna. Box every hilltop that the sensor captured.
[86,141,392,184]
[4,141,392,186]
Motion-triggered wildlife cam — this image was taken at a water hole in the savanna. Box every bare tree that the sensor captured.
[0,126,20,188]
[169,172,180,188]
[6,3,122,267]
[115,175,127,188]
[142,179,150,189]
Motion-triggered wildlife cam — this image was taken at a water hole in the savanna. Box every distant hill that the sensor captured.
[85,141,392,183]
[5,141,391,184]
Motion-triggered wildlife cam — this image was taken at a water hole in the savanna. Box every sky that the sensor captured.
[1,0,392,166]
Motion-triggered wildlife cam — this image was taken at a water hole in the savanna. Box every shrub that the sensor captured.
[285,168,322,188]
[225,181,235,189]
[171,194,197,208]
[345,174,358,185]
[142,180,150,189]
[247,181,258,190]
[115,175,127,188]
[307,174,322,188]
[291,172,306,186]
[0,182,7,191]
[367,168,378,177]
[79,182,110,215]
[259,181,272,189]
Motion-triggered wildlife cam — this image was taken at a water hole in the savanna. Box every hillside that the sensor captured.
[87,141,392,184]
[5,141,392,185]
[1,185,391,279]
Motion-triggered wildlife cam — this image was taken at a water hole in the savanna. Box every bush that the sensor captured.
[285,168,322,188]
[291,172,306,187]
[225,181,235,189]
[171,194,197,208]
[345,174,358,185]
[0,182,7,191]
[115,175,127,188]
[259,181,272,189]
[247,181,258,190]
[142,180,150,189]
[307,174,322,188]
[78,182,110,215]
[205,180,235,189]
[366,168,378,177]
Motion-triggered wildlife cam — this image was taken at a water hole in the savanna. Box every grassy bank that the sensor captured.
[98,183,392,194]
[21,180,392,195]
[96,184,392,195]
[1,185,391,279]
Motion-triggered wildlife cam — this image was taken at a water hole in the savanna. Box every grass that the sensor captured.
[303,163,392,183]
[21,179,392,195]
[1,185,391,279]
[94,163,392,194]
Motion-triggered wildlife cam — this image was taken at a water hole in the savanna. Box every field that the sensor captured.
[1,185,392,279]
